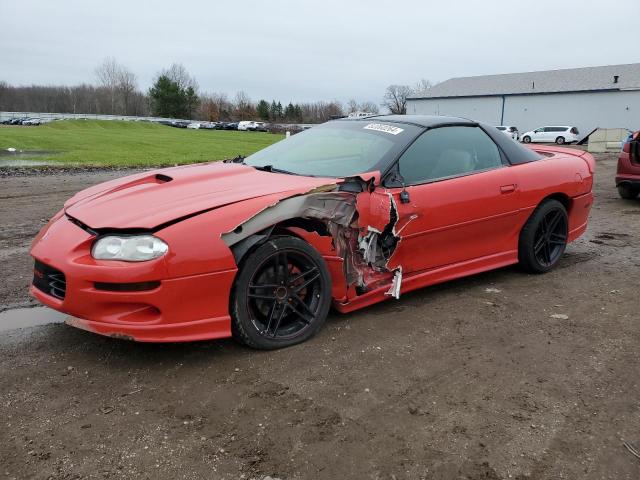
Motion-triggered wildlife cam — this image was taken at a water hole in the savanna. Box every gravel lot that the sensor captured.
[1,153,640,479]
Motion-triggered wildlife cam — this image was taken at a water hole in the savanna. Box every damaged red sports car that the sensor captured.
[30,115,595,348]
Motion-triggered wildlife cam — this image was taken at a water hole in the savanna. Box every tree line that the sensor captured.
[0,57,431,122]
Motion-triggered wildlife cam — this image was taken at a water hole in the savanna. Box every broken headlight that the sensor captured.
[91,235,168,262]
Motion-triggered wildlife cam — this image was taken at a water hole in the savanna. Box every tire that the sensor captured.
[518,199,569,274]
[618,183,640,199]
[555,136,565,145]
[522,136,531,143]
[231,236,332,350]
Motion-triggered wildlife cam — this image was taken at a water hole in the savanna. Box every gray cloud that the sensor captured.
[1,0,638,104]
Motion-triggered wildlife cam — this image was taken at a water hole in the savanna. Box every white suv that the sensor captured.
[520,126,580,145]
[495,126,519,141]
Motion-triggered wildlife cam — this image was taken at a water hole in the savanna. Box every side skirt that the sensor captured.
[333,250,519,314]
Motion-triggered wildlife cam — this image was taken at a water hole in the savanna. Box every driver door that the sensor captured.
[384,125,522,274]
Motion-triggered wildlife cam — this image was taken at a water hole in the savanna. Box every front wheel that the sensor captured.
[522,136,531,143]
[618,183,640,199]
[519,200,569,273]
[231,236,332,350]
[556,136,565,145]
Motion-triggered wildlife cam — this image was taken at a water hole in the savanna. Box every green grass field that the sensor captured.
[0,120,284,166]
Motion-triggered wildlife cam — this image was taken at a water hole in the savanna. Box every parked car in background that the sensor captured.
[248,121,268,132]
[237,121,254,131]
[521,126,580,145]
[495,126,519,141]
[22,118,42,126]
[224,122,239,130]
[616,130,640,199]
[187,123,202,129]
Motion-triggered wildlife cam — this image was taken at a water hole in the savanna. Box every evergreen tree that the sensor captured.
[269,100,278,120]
[184,86,199,119]
[276,101,283,119]
[284,102,295,120]
[148,75,184,118]
[257,99,270,120]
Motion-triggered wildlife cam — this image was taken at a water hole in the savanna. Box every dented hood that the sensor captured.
[64,162,338,229]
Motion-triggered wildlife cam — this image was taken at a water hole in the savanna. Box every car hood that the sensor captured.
[64,162,339,230]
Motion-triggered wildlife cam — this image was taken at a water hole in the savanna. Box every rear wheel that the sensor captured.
[519,200,568,273]
[522,136,531,143]
[231,236,332,350]
[618,183,640,199]
[555,136,565,145]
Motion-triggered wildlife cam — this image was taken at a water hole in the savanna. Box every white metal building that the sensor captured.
[407,63,640,139]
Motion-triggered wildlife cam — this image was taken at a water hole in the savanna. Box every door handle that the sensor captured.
[500,184,517,194]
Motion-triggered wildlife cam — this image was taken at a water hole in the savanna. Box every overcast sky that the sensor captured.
[2,0,639,105]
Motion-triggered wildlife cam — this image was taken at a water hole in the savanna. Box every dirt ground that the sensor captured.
[1,154,640,480]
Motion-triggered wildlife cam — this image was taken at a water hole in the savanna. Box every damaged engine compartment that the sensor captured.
[220,176,404,299]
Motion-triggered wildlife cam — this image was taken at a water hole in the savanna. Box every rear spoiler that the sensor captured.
[529,145,595,174]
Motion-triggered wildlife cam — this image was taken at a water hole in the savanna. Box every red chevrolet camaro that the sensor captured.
[30,115,595,348]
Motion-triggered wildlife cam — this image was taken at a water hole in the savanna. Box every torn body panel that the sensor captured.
[221,180,405,301]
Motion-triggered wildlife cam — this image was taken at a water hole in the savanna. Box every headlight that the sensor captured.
[92,235,168,262]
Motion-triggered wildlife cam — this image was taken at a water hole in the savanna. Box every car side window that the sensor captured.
[397,126,503,185]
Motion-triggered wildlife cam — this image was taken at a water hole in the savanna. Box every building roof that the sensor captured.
[409,63,640,100]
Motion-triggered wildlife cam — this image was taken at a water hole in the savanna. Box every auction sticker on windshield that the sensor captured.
[363,123,404,135]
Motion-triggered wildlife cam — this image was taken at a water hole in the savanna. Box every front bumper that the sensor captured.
[30,214,236,342]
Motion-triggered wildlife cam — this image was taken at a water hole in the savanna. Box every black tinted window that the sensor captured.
[398,126,503,185]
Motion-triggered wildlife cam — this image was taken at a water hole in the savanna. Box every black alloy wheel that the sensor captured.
[231,236,331,349]
[519,199,568,273]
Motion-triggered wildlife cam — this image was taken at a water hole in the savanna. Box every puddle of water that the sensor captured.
[0,306,67,332]
[0,159,57,167]
[0,149,58,166]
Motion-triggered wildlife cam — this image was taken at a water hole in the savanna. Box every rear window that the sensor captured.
[570,127,579,134]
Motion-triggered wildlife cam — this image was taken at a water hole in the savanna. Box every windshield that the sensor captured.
[244,120,422,177]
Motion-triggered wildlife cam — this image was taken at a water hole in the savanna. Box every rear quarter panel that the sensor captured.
[515,147,594,239]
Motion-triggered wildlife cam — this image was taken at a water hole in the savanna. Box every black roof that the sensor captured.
[338,114,476,128]
[334,114,540,166]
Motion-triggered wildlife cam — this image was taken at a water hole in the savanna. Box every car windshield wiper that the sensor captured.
[250,164,298,175]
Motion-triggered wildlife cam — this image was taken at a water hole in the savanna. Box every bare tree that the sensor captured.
[359,101,379,114]
[382,85,412,114]
[346,99,358,114]
[116,68,137,115]
[234,91,254,120]
[413,78,433,96]
[95,57,121,114]
[162,63,198,92]
[95,57,139,115]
